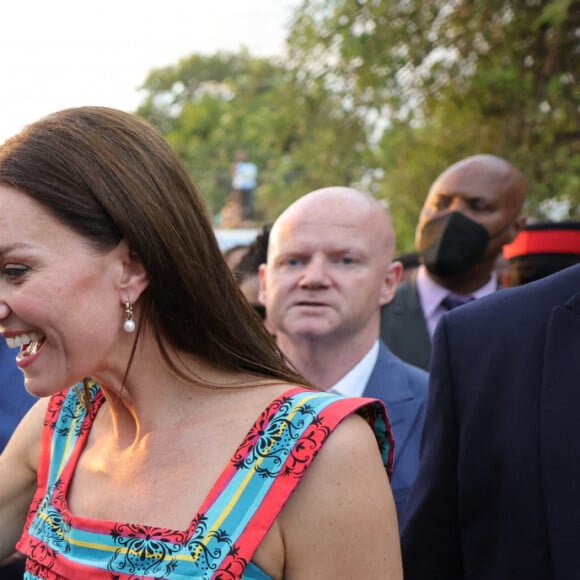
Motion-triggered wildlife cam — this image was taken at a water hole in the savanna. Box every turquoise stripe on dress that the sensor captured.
[20,383,392,579]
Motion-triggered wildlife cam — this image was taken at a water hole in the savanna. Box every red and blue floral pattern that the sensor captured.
[17,379,393,579]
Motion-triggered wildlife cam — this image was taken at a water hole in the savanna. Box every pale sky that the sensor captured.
[0,0,299,143]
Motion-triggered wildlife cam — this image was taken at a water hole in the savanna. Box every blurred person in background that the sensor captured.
[502,221,580,286]
[231,150,258,222]
[0,342,35,577]
[222,243,250,271]
[395,252,420,286]
[234,224,272,330]
[380,154,527,370]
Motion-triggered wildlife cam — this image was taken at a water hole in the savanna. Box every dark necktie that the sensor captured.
[441,294,475,311]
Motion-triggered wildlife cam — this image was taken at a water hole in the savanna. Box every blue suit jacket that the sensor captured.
[363,341,428,522]
[0,342,35,452]
[402,264,580,579]
[0,342,35,576]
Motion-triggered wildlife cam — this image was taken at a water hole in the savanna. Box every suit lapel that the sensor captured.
[540,296,580,574]
[364,344,418,462]
[383,276,431,370]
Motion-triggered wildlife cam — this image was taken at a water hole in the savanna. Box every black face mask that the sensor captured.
[418,212,490,277]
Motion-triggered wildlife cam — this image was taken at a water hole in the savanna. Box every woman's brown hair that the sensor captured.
[0,106,308,388]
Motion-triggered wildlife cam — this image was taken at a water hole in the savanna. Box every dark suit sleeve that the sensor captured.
[400,315,463,579]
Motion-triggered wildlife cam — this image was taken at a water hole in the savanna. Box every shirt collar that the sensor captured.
[417,265,498,337]
[416,266,449,319]
[417,264,498,315]
[330,340,380,398]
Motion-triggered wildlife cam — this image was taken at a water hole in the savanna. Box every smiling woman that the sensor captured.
[0,107,402,580]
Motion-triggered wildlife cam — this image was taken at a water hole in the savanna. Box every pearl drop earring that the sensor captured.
[123,300,136,333]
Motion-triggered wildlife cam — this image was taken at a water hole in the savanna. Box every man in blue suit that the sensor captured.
[259,186,428,522]
[0,340,36,577]
[402,264,580,579]
[1,342,36,452]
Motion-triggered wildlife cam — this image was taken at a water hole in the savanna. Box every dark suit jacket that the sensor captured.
[401,264,580,580]
[380,275,431,371]
[0,342,35,452]
[363,341,428,522]
[0,343,34,576]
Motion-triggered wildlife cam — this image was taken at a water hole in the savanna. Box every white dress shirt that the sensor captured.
[329,340,380,397]
[416,265,497,337]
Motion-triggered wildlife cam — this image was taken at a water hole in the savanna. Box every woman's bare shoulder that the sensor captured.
[226,379,313,412]
[277,413,402,579]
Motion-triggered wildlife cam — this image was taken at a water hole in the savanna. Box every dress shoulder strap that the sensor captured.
[36,379,103,493]
[202,387,393,577]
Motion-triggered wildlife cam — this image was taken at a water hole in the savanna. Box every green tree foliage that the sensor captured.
[286,0,580,251]
[136,50,369,223]
[137,51,279,218]
[136,1,578,252]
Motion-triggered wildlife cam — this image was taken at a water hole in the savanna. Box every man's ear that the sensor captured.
[379,260,403,307]
[506,215,527,245]
[258,263,267,305]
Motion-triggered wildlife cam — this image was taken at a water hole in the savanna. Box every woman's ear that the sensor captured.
[117,240,149,302]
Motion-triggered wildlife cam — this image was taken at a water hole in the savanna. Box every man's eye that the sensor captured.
[284,258,303,267]
[434,199,451,210]
[469,200,491,212]
[330,256,358,265]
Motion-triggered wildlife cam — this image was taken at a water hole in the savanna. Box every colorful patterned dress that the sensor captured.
[17,379,393,579]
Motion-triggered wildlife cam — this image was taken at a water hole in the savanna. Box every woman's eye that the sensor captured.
[0,265,30,280]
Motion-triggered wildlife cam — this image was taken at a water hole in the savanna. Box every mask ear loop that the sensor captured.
[489,218,517,240]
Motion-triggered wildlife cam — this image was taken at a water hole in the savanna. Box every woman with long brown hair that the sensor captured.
[0,107,402,579]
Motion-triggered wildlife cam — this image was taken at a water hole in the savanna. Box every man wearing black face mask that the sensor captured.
[380,154,527,371]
